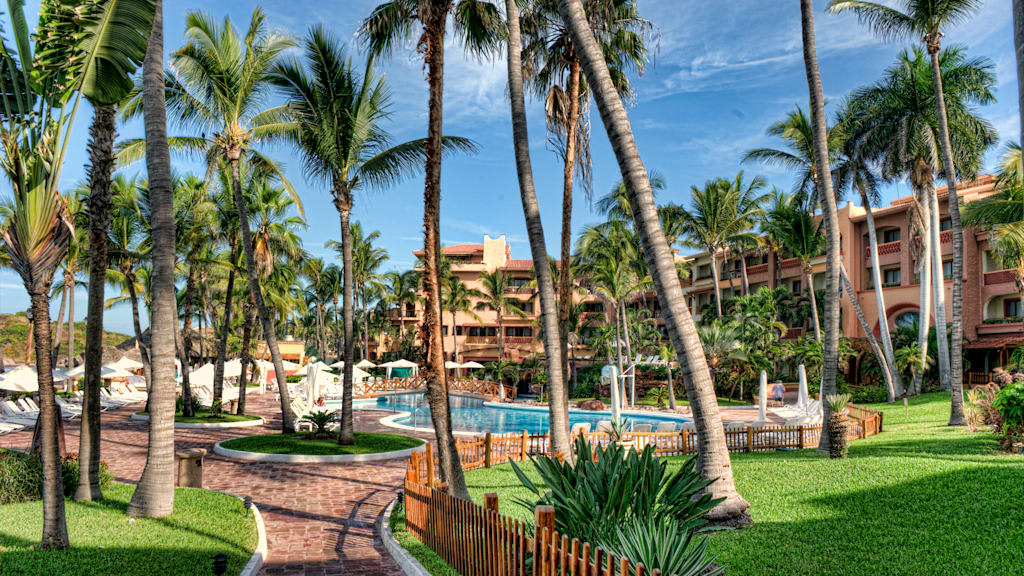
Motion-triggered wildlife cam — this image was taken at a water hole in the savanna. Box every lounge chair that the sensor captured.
[595,420,613,434]
[570,422,591,436]
[55,396,83,419]
[632,423,653,433]
[1,401,37,426]
[0,419,25,434]
[655,421,677,433]
[680,421,697,433]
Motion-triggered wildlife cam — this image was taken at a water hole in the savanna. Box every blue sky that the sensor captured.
[0,0,1019,335]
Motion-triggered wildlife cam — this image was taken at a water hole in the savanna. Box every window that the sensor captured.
[942,260,952,278]
[940,218,952,231]
[895,311,919,329]
[467,326,496,337]
[442,326,448,336]
[792,280,801,293]
[883,268,901,286]
[508,277,530,288]
[505,326,533,338]
[883,228,901,243]
[697,264,711,279]
[583,301,603,313]
[455,326,465,336]
[1005,299,1021,319]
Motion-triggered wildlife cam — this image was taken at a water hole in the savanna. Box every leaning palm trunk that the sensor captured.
[78,104,119,502]
[739,254,750,294]
[840,264,895,401]
[237,300,256,415]
[804,265,821,342]
[212,265,235,414]
[420,7,469,499]
[228,156,295,432]
[129,0,177,518]
[926,182,952,392]
[52,278,68,361]
[927,40,966,426]
[67,274,75,366]
[709,253,723,317]
[666,360,677,410]
[336,189,356,445]
[861,193,904,397]
[620,302,635,406]
[558,0,749,524]
[505,0,570,458]
[799,0,841,454]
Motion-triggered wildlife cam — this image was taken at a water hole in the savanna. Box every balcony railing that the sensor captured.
[940,230,951,244]
[865,240,901,258]
[984,270,1016,285]
[747,263,769,275]
[505,336,534,345]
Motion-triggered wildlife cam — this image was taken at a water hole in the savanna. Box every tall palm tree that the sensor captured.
[846,46,996,423]
[120,9,301,431]
[361,0,503,499]
[350,223,390,360]
[521,0,650,421]
[384,270,419,342]
[270,28,472,444]
[799,0,843,453]
[504,0,571,457]
[680,174,765,317]
[127,0,179,519]
[559,0,749,524]
[475,270,530,360]
[442,275,484,363]
[828,0,985,426]
[763,197,826,341]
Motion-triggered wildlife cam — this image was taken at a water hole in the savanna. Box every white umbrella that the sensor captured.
[460,361,484,369]
[356,359,377,369]
[755,370,768,426]
[223,359,243,379]
[0,365,39,393]
[797,364,810,409]
[112,356,144,371]
[444,360,461,369]
[329,360,346,370]
[381,358,418,378]
[65,363,134,380]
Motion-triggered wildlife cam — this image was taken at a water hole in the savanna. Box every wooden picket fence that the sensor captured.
[355,377,513,399]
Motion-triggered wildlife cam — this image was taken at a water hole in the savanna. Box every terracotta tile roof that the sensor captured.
[413,243,484,256]
[501,259,535,270]
[967,335,1023,349]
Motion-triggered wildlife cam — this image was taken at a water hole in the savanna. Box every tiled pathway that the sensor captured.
[0,393,424,575]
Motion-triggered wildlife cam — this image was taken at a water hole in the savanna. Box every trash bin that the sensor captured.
[176,448,207,488]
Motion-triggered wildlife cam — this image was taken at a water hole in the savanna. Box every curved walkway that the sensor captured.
[0,393,421,575]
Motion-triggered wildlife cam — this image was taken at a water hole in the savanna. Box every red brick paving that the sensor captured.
[0,393,424,575]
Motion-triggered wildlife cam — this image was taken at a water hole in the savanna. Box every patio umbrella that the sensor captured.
[460,361,483,369]
[329,360,346,370]
[755,370,768,426]
[65,363,134,380]
[444,360,461,370]
[356,359,377,369]
[0,365,39,393]
[797,364,810,409]
[381,359,419,378]
[223,359,243,379]
[111,356,144,371]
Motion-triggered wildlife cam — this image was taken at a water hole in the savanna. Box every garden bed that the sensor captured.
[214,432,424,463]
[133,410,264,428]
[0,483,258,576]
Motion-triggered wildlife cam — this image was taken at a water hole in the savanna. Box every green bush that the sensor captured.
[993,382,1024,429]
[851,385,888,404]
[176,395,202,415]
[286,375,302,384]
[572,365,602,398]
[0,450,112,505]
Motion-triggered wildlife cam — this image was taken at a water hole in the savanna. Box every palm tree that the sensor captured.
[120,9,301,431]
[680,174,765,317]
[698,320,747,389]
[361,0,503,499]
[270,28,472,444]
[828,0,986,427]
[504,0,572,457]
[846,46,996,424]
[350,224,390,360]
[475,270,530,360]
[658,342,678,409]
[553,0,748,522]
[442,275,484,363]
[763,196,826,340]
[384,270,420,342]
[799,0,843,453]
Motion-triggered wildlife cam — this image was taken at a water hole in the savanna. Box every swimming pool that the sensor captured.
[334,393,690,435]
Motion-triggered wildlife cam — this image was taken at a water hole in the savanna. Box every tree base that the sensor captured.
[705,494,753,528]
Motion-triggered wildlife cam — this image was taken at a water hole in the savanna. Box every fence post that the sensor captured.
[521,429,529,460]
[484,492,498,512]
[798,425,805,448]
[746,427,753,452]
[425,444,435,488]
[533,505,555,576]
[681,429,689,455]
[484,432,493,468]
[408,451,420,484]
[878,411,884,433]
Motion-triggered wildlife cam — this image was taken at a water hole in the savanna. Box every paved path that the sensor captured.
[0,393,422,575]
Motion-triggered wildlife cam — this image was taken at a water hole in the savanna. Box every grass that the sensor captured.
[450,392,1024,576]
[135,410,262,424]
[389,502,459,576]
[571,395,750,407]
[0,483,256,576]
[219,432,423,455]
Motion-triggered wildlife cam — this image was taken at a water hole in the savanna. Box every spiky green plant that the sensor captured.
[300,410,338,439]
[825,393,853,458]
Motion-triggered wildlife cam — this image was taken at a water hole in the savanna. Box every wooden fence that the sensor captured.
[355,377,513,399]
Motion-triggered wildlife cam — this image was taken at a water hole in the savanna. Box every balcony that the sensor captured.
[746,263,769,275]
[464,335,498,345]
[505,336,534,345]
[984,270,1015,286]
[865,240,901,259]
[977,319,1024,336]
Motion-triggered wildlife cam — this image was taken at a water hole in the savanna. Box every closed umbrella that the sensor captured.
[755,370,768,426]
[797,364,810,409]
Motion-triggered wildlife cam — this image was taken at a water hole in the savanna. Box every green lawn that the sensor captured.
[0,483,256,576]
[389,503,459,576]
[136,410,262,424]
[451,393,1023,576]
[219,432,423,455]
[571,395,750,407]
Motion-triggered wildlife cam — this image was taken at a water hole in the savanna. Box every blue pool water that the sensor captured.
[337,393,690,435]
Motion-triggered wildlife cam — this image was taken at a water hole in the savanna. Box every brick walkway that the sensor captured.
[0,393,424,575]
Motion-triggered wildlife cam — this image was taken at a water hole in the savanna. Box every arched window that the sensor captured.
[895,311,919,330]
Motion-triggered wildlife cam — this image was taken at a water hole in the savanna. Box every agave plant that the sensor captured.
[300,410,338,439]
[510,435,720,568]
[614,517,723,576]
[825,393,852,459]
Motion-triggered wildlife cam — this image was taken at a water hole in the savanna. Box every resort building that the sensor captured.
[382,175,1016,381]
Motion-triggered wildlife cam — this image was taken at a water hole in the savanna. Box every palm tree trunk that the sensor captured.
[1017,0,1024,155]
[805,267,821,342]
[228,156,296,432]
[497,313,504,361]
[212,266,235,415]
[505,0,570,457]
[927,43,966,425]
[30,290,69,548]
[126,274,150,390]
[128,0,177,519]
[77,104,118,502]
[799,0,841,453]
[336,189,356,445]
[710,253,723,317]
[557,56,581,443]
[52,275,68,360]
[558,0,749,524]
[451,310,459,362]
[739,254,750,294]
[840,264,895,401]
[927,181,952,392]
[421,7,468,499]
[915,190,933,396]
[620,302,634,406]
[724,254,737,296]
[666,360,677,410]
[67,274,75,366]
[238,300,255,415]
[861,192,904,397]
[180,269,197,416]
[26,309,33,364]
[334,294,342,360]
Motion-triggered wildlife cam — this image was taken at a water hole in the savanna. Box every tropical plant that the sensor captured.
[300,410,339,439]
[475,269,530,361]
[442,275,483,363]
[557,0,748,523]
[763,194,825,340]
[510,436,719,573]
[830,0,987,430]
[825,393,852,458]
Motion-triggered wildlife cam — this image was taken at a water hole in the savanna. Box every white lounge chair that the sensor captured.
[1,401,37,426]
[632,423,653,434]
[595,420,614,434]
[655,421,677,433]
[570,422,591,436]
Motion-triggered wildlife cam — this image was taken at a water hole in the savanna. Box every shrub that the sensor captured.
[826,393,852,459]
[0,450,112,505]
[286,375,303,384]
[176,395,202,415]
[300,410,338,439]
[510,436,720,575]
[571,365,602,398]
[992,382,1024,429]
[992,368,1012,387]
[851,385,887,404]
